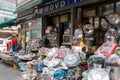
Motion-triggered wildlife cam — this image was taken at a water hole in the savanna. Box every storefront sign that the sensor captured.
[38,0,83,14]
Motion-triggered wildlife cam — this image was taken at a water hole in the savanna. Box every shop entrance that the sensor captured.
[59,21,69,46]
[45,12,71,47]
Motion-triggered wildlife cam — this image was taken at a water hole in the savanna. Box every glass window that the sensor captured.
[32,22,37,29]
[32,29,41,39]
[0,1,16,11]
[37,18,42,29]
[26,31,31,40]
[116,1,120,12]
[100,3,114,15]
[25,18,42,39]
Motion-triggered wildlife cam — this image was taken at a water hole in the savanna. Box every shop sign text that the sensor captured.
[39,0,83,14]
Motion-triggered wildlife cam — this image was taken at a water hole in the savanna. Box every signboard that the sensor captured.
[83,8,96,17]
[38,0,83,14]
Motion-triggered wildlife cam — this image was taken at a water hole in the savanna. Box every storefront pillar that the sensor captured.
[71,7,77,36]
[42,16,46,36]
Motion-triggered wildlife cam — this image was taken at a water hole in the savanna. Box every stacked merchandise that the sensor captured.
[33,23,95,80]
[82,41,118,80]
[16,23,93,80]
[12,13,120,80]
[13,49,37,80]
[15,46,87,80]
[26,38,43,53]
[36,47,83,80]
[82,13,120,80]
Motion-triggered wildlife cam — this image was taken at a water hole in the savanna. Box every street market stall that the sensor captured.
[1,13,120,80]
[16,13,120,80]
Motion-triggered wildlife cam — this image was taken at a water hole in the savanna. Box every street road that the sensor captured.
[0,61,24,80]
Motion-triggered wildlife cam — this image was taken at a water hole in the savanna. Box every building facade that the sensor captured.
[15,0,120,47]
[16,0,36,8]
[0,0,16,22]
[15,0,42,50]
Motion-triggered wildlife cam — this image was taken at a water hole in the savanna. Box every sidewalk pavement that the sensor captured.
[0,61,24,80]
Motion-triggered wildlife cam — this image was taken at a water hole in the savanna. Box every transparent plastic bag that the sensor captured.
[22,68,37,80]
[88,68,110,80]
[64,53,81,67]
[87,55,105,69]
[74,28,83,38]
[43,57,61,68]
[106,14,120,25]
[57,46,71,59]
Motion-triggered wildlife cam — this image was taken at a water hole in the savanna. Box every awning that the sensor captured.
[0,18,17,28]
[14,0,42,14]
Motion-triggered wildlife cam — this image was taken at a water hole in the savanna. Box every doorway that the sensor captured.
[59,21,69,46]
